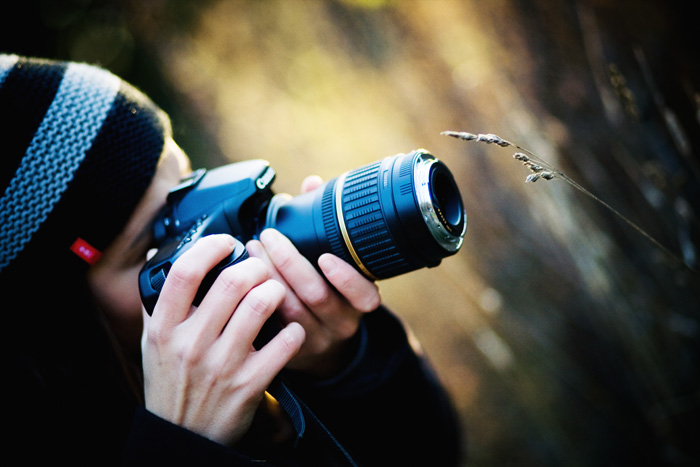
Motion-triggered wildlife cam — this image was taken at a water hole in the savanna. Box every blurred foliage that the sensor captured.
[2,0,699,465]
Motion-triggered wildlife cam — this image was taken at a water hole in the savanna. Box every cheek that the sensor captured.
[89,264,145,324]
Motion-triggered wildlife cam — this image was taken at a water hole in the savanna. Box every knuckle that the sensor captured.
[166,265,201,292]
[280,300,305,322]
[144,318,181,346]
[244,256,267,271]
[303,286,331,309]
[245,280,285,318]
[271,248,294,272]
[244,289,274,320]
[176,339,204,367]
[216,267,247,294]
[249,257,273,281]
[234,370,262,401]
[146,325,206,368]
[145,325,167,348]
[280,331,302,355]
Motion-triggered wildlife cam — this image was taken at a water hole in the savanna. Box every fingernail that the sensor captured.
[210,233,235,248]
[245,239,262,256]
[318,253,337,276]
[285,322,306,346]
[260,228,281,246]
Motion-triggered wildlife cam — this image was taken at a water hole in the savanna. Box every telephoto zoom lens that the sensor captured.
[265,150,466,280]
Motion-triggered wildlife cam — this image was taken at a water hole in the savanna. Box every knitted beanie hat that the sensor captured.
[0,54,170,276]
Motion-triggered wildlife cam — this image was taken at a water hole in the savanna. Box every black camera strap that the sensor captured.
[268,378,357,467]
[267,378,306,442]
[255,317,357,466]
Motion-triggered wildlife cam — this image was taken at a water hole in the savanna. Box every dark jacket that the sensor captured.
[7,260,461,466]
[123,307,462,466]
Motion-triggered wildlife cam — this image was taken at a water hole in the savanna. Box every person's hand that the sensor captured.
[141,234,305,446]
[245,176,381,377]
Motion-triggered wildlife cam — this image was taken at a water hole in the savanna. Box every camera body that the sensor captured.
[139,160,274,314]
[139,151,466,314]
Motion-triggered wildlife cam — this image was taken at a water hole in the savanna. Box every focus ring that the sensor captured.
[340,162,411,279]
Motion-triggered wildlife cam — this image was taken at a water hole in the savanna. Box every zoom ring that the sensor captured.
[341,162,412,279]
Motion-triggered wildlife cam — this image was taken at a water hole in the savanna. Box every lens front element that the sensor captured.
[414,153,465,253]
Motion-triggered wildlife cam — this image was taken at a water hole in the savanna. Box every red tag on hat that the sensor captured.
[70,238,103,265]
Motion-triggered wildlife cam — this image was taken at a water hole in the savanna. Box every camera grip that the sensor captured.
[139,216,249,315]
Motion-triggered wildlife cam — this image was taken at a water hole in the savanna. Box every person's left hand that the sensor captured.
[245,176,381,378]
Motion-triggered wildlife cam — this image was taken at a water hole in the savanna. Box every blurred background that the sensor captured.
[2,0,698,465]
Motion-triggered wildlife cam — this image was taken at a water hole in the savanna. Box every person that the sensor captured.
[1,54,461,466]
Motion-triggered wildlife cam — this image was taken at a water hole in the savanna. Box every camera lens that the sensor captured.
[265,150,466,280]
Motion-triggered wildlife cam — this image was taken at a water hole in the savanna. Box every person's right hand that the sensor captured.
[141,234,306,446]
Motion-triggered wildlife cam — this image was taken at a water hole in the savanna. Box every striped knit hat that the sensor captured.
[0,54,170,275]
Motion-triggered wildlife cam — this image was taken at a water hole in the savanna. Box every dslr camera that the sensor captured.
[139,149,466,313]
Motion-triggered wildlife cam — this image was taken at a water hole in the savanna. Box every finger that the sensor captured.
[259,229,338,310]
[301,175,323,194]
[141,306,151,352]
[249,322,305,383]
[318,253,381,312]
[246,239,313,326]
[193,257,272,342]
[244,239,275,273]
[151,234,236,328]
[259,229,359,329]
[217,279,287,355]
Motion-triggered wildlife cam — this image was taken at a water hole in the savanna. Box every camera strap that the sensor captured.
[257,316,357,466]
[267,378,306,441]
[268,378,358,467]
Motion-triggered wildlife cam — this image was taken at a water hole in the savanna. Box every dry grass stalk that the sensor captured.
[441,130,694,272]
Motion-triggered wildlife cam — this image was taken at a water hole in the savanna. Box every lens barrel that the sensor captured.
[266,150,465,280]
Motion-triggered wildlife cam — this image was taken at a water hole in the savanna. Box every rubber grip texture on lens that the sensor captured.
[320,179,352,265]
[339,161,412,279]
